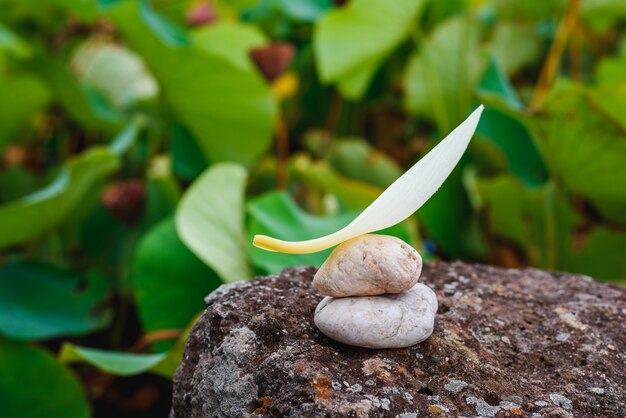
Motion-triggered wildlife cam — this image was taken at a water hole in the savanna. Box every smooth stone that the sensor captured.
[313,234,422,297]
[314,283,437,349]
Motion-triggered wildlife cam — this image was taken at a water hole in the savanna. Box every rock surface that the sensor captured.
[172,262,626,418]
[314,283,437,349]
[313,235,422,297]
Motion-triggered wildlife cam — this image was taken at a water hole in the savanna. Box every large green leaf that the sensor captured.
[191,21,267,72]
[59,315,198,378]
[132,218,221,346]
[0,23,31,58]
[248,191,413,274]
[60,344,166,376]
[404,17,484,132]
[0,262,110,340]
[109,1,276,164]
[418,166,475,258]
[561,228,626,283]
[581,0,626,27]
[528,83,626,214]
[595,55,626,85]
[176,163,251,282]
[0,147,119,248]
[30,55,123,132]
[476,59,548,186]
[476,174,580,269]
[171,124,209,181]
[0,341,89,418]
[489,22,542,75]
[294,154,381,210]
[314,0,427,99]
[477,174,626,281]
[0,74,50,150]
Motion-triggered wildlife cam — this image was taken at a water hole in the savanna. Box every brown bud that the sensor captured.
[249,43,295,82]
[101,179,146,226]
[186,1,217,27]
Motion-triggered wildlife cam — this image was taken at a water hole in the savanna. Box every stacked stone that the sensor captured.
[312,234,437,349]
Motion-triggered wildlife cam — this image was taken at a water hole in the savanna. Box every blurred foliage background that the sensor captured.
[1,0,625,416]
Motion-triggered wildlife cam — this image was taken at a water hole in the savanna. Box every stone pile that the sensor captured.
[312,234,437,349]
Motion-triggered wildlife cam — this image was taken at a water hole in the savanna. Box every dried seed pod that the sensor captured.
[101,179,146,226]
[186,1,217,27]
[249,43,295,82]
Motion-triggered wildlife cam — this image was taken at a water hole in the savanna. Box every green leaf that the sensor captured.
[476,60,548,186]
[191,21,267,72]
[60,344,166,376]
[561,228,626,283]
[0,167,39,202]
[248,191,413,274]
[489,22,542,75]
[494,0,567,21]
[0,147,120,248]
[404,17,484,132]
[132,218,221,348]
[476,108,547,187]
[581,0,626,27]
[314,0,427,99]
[528,83,626,213]
[172,124,209,181]
[0,74,50,150]
[595,55,626,85]
[278,0,332,22]
[476,175,580,268]
[30,55,123,132]
[109,1,276,164]
[176,163,251,282]
[327,138,402,188]
[108,116,143,155]
[478,57,522,110]
[138,0,188,47]
[0,341,90,418]
[294,154,381,210]
[0,262,110,340]
[0,23,31,58]
[140,164,181,231]
[418,166,474,258]
[71,41,159,109]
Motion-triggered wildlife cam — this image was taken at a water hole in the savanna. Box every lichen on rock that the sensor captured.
[171,262,626,417]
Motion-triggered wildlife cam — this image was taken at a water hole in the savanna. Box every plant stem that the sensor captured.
[570,14,583,82]
[130,329,182,352]
[275,110,289,190]
[531,0,581,110]
[325,91,344,135]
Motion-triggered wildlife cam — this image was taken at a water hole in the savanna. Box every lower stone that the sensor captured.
[314,283,437,349]
[171,262,626,417]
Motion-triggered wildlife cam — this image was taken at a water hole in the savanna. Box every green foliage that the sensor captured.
[315,0,427,99]
[110,1,276,164]
[0,75,50,149]
[0,341,90,418]
[176,163,251,282]
[0,147,119,248]
[60,343,167,376]
[0,262,110,340]
[132,218,221,340]
[1,0,625,414]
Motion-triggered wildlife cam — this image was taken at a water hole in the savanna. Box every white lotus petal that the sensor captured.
[253,105,484,254]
